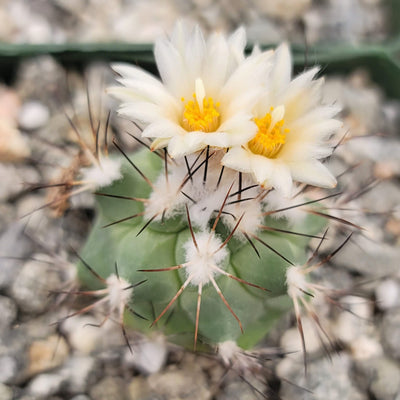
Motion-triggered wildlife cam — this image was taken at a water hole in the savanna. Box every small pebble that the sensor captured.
[11,255,62,314]
[332,295,373,344]
[28,335,69,376]
[89,376,128,400]
[375,279,400,310]
[0,356,18,384]
[61,315,103,355]
[0,295,18,332]
[381,310,400,360]
[124,335,168,375]
[280,316,324,357]
[18,101,50,130]
[354,357,400,400]
[146,362,211,400]
[0,383,13,400]
[0,222,34,289]
[278,353,367,400]
[70,396,92,400]
[59,356,97,394]
[27,373,65,397]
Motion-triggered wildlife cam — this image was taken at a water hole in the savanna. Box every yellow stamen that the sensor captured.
[182,96,220,132]
[181,78,220,132]
[248,107,287,158]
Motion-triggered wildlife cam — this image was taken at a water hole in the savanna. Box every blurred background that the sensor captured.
[0,0,394,45]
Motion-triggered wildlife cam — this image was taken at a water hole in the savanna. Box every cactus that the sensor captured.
[74,22,342,353]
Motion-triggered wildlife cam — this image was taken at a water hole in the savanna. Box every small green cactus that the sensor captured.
[75,21,341,352]
[77,149,327,350]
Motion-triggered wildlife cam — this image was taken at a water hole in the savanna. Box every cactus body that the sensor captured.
[77,148,326,349]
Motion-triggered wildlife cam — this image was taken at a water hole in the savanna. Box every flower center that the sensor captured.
[181,78,220,133]
[248,106,288,158]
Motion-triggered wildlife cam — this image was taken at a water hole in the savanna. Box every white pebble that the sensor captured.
[18,101,50,130]
[28,373,65,397]
[376,280,400,310]
[125,335,168,375]
[61,315,103,354]
[280,317,323,357]
[350,335,383,360]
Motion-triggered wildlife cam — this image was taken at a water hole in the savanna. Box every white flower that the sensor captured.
[222,43,341,197]
[109,22,273,158]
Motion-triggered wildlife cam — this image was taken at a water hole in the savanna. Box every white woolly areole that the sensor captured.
[81,157,122,189]
[189,187,229,230]
[105,274,133,314]
[218,340,241,366]
[184,231,228,286]
[223,191,264,239]
[286,265,308,299]
[145,169,186,220]
[218,340,253,371]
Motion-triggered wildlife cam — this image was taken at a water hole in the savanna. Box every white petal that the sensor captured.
[279,141,334,162]
[170,20,190,54]
[142,119,185,139]
[215,114,257,146]
[220,51,271,105]
[227,26,247,65]
[289,160,337,188]
[221,147,253,173]
[114,78,179,109]
[118,102,162,124]
[298,119,342,141]
[111,63,163,86]
[288,105,341,133]
[287,67,320,92]
[203,33,230,94]
[154,38,188,96]
[228,26,247,55]
[268,163,293,197]
[184,25,206,80]
[250,156,274,184]
[151,137,170,151]
[167,133,205,158]
[270,43,292,94]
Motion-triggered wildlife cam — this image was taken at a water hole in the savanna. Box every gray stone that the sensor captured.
[354,357,400,400]
[0,164,39,202]
[0,295,17,332]
[59,356,97,394]
[360,179,400,215]
[278,353,367,400]
[16,196,67,253]
[217,379,266,400]
[27,373,65,397]
[381,309,400,360]
[0,222,35,290]
[90,376,128,400]
[0,204,15,233]
[70,396,91,400]
[10,254,62,314]
[0,383,13,400]
[0,355,18,384]
[147,362,211,400]
[334,234,400,276]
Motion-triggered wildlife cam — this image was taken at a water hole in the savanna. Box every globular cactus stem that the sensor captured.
[75,21,342,353]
